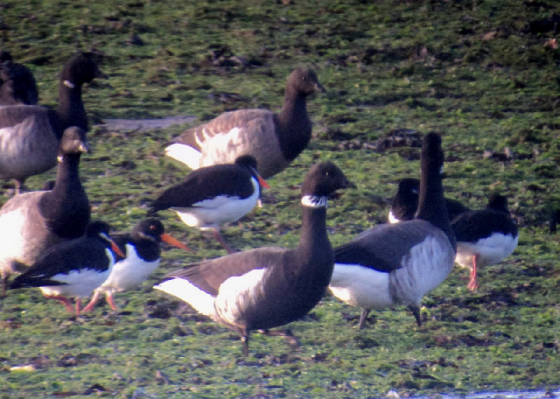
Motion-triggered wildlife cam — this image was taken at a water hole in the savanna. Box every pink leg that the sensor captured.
[467,255,479,291]
[75,298,82,316]
[82,291,101,313]
[213,229,235,254]
[46,295,75,314]
[105,292,118,311]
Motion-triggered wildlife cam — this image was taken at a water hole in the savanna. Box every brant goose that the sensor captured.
[82,218,190,312]
[329,133,456,328]
[0,52,104,193]
[154,161,353,355]
[0,126,90,294]
[10,221,124,316]
[388,177,469,224]
[165,67,324,178]
[451,193,518,291]
[149,155,269,253]
[0,51,39,105]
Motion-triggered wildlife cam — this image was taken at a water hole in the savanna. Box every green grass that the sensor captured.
[1,0,560,397]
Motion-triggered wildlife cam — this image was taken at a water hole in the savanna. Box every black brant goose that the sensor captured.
[0,50,39,105]
[328,133,456,328]
[0,52,104,193]
[10,221,124,316]
[82,218,190,312]
[451,193,518,291]
[149,155,269,253]
[388,177,469,224]
[0,126,90,294]
[154,161,353,355]
[165,67,324,179]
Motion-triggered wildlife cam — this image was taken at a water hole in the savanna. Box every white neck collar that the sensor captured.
[63,80,76,89]
[301,195,328,208]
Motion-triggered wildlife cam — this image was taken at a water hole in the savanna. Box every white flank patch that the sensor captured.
[455,233,519,269]
[199,127,245,167]
[392,233,455,305]
[164,143,202,169]
[174,177,259,229]
[214,268,267,327]
[387,210,400,224]
[0,209,29,275]
[96,243,160,294]
[154,278,215,317]
[329,264,392,309]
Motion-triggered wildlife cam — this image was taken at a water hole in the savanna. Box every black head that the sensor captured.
[58,126,89,156]
[487,193,509,213]
[287,67,325,96]
[135,218,165,240]
[85,220,112,238]
[0,51,12,62]
[397,178,420,198]
[301,161,354,198]
[234,155,258,171]
[61,52,105,86]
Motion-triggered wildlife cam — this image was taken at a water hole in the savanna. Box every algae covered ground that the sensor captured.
[1,0,559,397]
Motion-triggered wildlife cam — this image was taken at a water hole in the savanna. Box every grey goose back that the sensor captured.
[165,67,324,179]
[329,132,456,328]
[0,50,39,105]
[0,127,90,294]
[0,52,104,193]
[154,162,353,355]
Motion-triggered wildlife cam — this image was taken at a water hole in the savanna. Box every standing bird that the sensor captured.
[165,67,324,179]
[0,52,104,193]
[150,155,269,253]
[82,218,190,313]
[451,194,518,291]
[0,50,39,105]
[154,161,353,355]
[329,133,456,329]
[388,177,469,224]
[10,221,124,316]
[0,126,90,294]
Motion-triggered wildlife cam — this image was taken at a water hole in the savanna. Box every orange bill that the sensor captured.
[110,240,125,258]
[161,233,191,252]
[258,175,270,189]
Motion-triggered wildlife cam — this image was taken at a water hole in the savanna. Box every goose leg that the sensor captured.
[408,304,422,326]
[358,308,370,329]
[241,333,250,357]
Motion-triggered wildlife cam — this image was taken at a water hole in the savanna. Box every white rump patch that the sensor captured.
[154,277,215,317]
[329,264,392,309]
[165,143,202,169]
